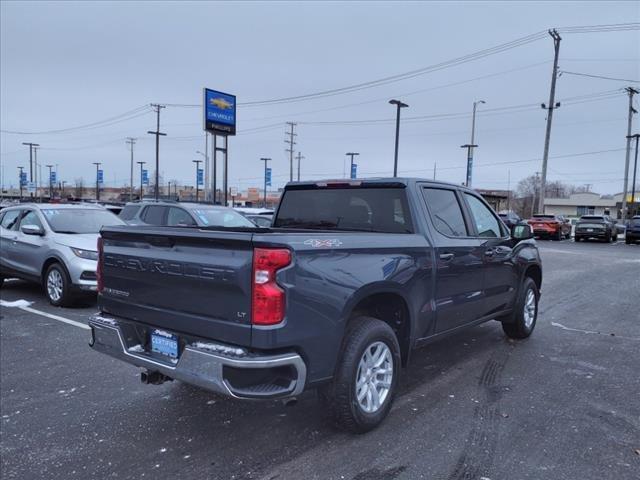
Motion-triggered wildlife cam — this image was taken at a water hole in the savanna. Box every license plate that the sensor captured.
[587,228,593,232]
[536,224,544,228]
[151,330,178,358]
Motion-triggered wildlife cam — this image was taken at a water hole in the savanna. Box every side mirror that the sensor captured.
[511,223,533,241]
[21,224,44,236]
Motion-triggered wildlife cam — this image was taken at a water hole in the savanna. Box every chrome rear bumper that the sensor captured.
[88,314,306,399]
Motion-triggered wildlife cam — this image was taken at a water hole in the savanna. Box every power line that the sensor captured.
[560,71,640,83]
[1,106,151,135]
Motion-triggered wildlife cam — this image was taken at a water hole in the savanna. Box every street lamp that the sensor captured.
[260,158,271,208]
[389,100,408,177]
[464,100,485,187]
[627,134,639,218]
[137,161,146,200]
[346,152,359,179]
[192,159,202,203]
[46,164,54,199]
[92,162,101,201]
[17,166,24,200]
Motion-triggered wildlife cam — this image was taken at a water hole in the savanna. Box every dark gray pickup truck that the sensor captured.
[89,178,542,432]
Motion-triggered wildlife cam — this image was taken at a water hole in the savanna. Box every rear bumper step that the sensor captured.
[88,314,306,399]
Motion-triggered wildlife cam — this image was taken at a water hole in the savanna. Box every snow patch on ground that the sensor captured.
[0,299,33,308]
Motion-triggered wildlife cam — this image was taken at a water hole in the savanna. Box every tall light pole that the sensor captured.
[21,142,39,198]
[192,159,202,203]
[93,162,101,201]
[465,100,485,187]
[137,161,146,200]
[389,100,408,177]
[126,137,137,202]
[46,164,54,199]
[260,158,271,208]
[627,134,640,218]
[346,152,359,179]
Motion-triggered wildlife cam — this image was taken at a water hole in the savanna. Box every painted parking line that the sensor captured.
[0,299,90,330]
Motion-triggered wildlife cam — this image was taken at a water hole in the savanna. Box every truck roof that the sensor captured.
[286,177,468,190]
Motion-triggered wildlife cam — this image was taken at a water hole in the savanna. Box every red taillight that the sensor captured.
[252,248,291,325]
[96,237,104,293]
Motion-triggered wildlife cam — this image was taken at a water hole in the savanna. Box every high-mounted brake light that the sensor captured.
[96,236,104,293]
[252,248,291,325]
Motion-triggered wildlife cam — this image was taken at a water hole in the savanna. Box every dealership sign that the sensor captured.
[203,88,236,136]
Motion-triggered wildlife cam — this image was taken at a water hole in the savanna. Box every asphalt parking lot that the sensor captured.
[1,239,639,480]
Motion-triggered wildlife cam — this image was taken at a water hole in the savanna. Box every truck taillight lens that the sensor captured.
[252,248,291,325]
[96,237,104,293]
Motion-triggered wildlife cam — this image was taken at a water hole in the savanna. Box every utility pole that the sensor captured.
[346,152,359,179]
[532,171,541,217]
[192,159,202,203]
[621,87,638,220]
[285,122,297,182]
[46,164,54,199]
[35,146,42,202]
[389,99,408,177]
[126,137,137,202]
[17,167,24,200]
[538,29,562,214]
[507,169,511,211]
[137,161,146,200]
[260,157,271,208]
[61,180,66,198]
[627,133,639,218]
[296,152,304,181]
[147,104,166,201]
[433,163,437,180]
[465,100,485,187]
[93,162,101,201]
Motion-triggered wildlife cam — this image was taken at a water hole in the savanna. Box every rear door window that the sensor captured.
[142,206,166,225]
[119,205,141,221]
[0,210,22,231]
[167,207,196,226]
[422,188,468,237]
[464,193,503,238]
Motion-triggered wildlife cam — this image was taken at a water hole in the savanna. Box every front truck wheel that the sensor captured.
[319,316,401,433]
[501,277,539,339]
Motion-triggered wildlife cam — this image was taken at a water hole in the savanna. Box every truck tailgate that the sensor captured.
[99,226,254,346]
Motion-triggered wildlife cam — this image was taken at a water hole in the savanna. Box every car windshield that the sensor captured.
[190,208,255,228]
[41,208,125,233]
[580,216,604,221]
[532,215,555,219]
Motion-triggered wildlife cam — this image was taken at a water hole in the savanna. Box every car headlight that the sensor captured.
[71,247,98,260]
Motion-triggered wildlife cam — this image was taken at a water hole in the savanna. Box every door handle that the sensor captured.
[494,246,512,256]
[439,252,454,262]
[484,249,495,257]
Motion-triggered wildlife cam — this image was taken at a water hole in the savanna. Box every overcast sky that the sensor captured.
[1,1,639,194]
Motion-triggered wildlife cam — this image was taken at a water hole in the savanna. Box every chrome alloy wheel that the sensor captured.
[47,269,63,302]
[523,288,536,329]
[355,341,393,414]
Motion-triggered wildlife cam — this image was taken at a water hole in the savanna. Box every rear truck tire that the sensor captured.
[605,232,612,243]
[319,316,401,434]
[501,277,539,339]
[44,263,74,307]
[626,237,632,244]
[554,230,562,241]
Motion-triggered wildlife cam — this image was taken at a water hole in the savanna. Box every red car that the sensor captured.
[527,214,572,240]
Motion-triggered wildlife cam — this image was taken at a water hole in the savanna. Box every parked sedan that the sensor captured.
[0,204,125,306]
[527,214,572,240]
[625,215,640,244]
[574,215,618,242]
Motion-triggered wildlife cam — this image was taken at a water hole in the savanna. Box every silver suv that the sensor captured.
[0,203,125,306]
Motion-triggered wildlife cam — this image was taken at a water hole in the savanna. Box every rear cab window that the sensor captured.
[274,186,413,233]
